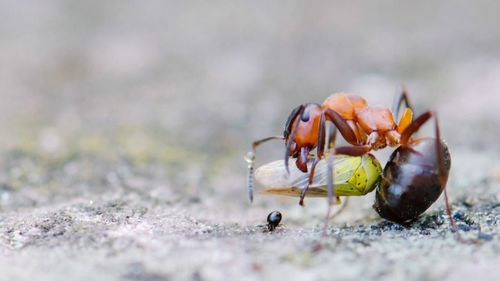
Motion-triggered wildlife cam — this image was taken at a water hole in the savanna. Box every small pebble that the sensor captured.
[420,229,431,235]
[267,211,282,231]
[453,210,465,221]
[457,223,471,232]
[477,232,493,241]
[391,224,404,231]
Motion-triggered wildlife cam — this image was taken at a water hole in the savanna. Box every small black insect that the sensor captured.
[267,211,282,231]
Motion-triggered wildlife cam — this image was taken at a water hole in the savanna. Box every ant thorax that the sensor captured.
[365,130,401,150]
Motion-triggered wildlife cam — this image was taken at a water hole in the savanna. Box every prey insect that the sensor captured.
[255,154,382,199]
[246,89,463,240]
[254,138,451,225]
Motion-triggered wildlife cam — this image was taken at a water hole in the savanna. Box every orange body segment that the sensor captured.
[356,107,396,133]
[322,93,367,120]
[346,95,369,112]
[397,108,413,134]
[292,105,322,148]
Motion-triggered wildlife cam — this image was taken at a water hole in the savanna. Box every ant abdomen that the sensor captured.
[373,138,451,223]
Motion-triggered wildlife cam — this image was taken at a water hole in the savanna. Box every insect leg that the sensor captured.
[431,113,464,242]
[401,111,469,242]
[298,112,326,206]
[335,145,372,156]
[323,109,360,145]
[392,86,413,121]
[323,143,373,233]
[322,108,365,211]
[299,157,320,206]
[322,122,339,234]
[284,105,305,174]
[317,112,326,158]
[326,118,338,207]
[400,111,433,145]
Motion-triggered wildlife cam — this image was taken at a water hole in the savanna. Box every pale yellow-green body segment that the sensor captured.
[255,154,382,197]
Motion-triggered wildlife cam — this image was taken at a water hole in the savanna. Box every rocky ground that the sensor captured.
[0,1,499,281]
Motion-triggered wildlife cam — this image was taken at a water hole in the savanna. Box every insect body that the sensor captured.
[246,89,460,237]
[373,138,451,223]
[254,139,452,224]
[255,154,382,198]
[247,91,415,206]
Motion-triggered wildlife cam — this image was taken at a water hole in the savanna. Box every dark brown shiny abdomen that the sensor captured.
[373,138,451,223]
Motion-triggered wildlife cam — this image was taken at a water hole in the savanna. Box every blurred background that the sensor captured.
[1,1,499,280]
[2,0,500,215]
[1,0,500,215]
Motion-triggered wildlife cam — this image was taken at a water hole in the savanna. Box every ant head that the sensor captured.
[283,104,322,139]
[283,103,323,171]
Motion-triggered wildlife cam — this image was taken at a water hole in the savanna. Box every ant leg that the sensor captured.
[284,105,305,174]
[393,87,414,134]
[323,107,366,208]
[401,111,468,242]
[317,113,326,158]
[400,111,433,145]
[431,113,464,241]
[325,122,337,154]
[245,136,285,202]
[322,145,366,234]
[392,86,413,121]
[322,123,342,234]
[323,143,373,233]
[431,113,464,242]
[396,108,414,135]
[324,109,360,145]
[299,113,326,205]
[326,123,338,206]
[335,145,372,156]
[299,157,320,206]
[322,131,337,235]
[400,112,443,180]
[317,111,366,232]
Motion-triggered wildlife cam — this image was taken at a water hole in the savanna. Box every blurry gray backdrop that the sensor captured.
[2,1,500,207]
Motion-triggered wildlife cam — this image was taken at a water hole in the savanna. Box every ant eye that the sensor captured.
[301,110,310,122]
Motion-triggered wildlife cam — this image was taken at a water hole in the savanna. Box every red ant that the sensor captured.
[246,89,467,241]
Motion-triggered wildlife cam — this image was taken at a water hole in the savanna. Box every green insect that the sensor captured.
[254,154,382,202]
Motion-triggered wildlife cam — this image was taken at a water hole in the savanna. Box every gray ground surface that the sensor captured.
[1,1,499,281]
